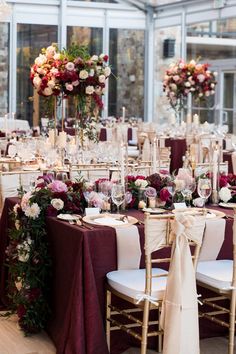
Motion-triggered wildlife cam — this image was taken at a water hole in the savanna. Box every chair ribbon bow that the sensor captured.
[135,294,159,307]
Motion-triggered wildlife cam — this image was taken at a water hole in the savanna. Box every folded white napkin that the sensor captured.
[192,197,204,208]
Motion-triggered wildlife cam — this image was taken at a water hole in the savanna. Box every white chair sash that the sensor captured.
[160,214,206,354]
[199,219,226,261]
[142,138,151,161]
[145,219,168,255]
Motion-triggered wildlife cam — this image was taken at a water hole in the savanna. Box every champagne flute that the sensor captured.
[111,184,125,214]
[197,178,212,213]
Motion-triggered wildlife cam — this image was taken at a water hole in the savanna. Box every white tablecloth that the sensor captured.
[0,118,30,132]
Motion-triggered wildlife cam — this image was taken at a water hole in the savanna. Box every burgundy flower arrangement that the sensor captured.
[5,175,86,335]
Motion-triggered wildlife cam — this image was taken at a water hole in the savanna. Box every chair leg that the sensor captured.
[141,300,150,354]
[228,291,236,354]
[106,290,111,353]
[158,306,162,353]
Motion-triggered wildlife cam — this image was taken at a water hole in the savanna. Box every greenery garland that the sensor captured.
[5,175,86,334]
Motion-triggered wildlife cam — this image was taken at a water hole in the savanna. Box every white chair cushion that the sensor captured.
[196,260,233,290]
[107,268,168,300]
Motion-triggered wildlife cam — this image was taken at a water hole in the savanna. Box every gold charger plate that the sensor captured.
[82,213,138,227]
[172,207,225,219]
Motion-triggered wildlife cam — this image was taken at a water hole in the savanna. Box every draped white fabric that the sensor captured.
[160,215,206,354]
[199,219,226,261]
[116,225,141,270]
[145,218,168,255]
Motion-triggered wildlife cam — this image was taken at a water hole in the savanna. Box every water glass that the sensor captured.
[111,184,125,214]
[197,178,212,212]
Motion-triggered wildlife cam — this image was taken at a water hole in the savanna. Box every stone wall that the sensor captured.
[115,29,145,119]
[0,23,9,116]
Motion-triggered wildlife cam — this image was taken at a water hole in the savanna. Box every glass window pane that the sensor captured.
[0,23,9,116]
[154,26,181,124]
[109,29,145,119]
[17,24,57,127]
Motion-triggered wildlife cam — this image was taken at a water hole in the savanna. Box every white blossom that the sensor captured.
[35,54,47,66]
[79,70,89,80]
[86,85,95,95]
[65,62,75,71]
[219,187,232,203]
[51,198,64,210]
[24,203,40,219]
[104,67,111,77]
[134,179,148,188]
[99,75,106,83]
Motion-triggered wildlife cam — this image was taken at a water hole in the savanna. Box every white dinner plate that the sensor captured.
[83,213,138,227]
[172,207,225,219]
[219,202,236,209]
[23,165,39,171]
[142,207,166,214]
[57,214,81,221]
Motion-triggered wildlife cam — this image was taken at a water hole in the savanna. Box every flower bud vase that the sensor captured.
[138,188,147,209]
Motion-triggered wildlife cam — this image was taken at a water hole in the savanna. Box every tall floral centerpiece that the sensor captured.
[163,59,217,122]
[30,44,111,144]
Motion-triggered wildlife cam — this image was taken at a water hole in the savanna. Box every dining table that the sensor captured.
[0,198,234,354]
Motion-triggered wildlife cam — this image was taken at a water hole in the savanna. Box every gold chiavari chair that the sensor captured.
[196,209,236,354]
[70,163,110,182]
[106,212,206,354]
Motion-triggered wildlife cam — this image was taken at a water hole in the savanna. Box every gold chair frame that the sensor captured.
[106,213,202,354]
[197,209,236,354]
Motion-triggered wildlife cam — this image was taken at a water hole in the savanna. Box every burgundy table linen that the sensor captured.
[165,138,187,173]
[0,199,234,353]
[99,128,107,142]
[223,151,233,174]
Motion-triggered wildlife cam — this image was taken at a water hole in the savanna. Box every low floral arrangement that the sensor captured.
[163,59,217,111]
[218,173,236,203]
[126,173,173,208]
[5,175,86,334]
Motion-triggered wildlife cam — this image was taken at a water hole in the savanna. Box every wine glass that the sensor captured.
[111,184,125,214]
[197,178,212,213]
[98,181,113,212]
[181,178,196,207]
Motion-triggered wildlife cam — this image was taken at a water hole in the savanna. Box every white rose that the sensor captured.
[51,198,64,210]
[89,69,95,77]
[65,62,75,71]
[99,53,105,60]
[211,90,215,95]
[79,70,89,80]
[198,93,203,98]
[21,192,32,212]
[135,179,148,188]
[197,74,205,83]
[24,203,40,219]
[51,67,59,75]
[46,45,56,58]
[219,187,232,203]
[33,76,42,89]
[91,55,98,61]
[35,54,47,66]
[37,67,46,75]
[184,82,191,87]
[210,83,215,88]
[99,75,106,83]
[205,91,210,97]
[104,67,111,77]
[43,87,53,96]
[189,59,196,66]
[48,80,55,88]
[86,85,95,95]
[53,53,61,60]
[170,83,177,91]
[213,71,218,77]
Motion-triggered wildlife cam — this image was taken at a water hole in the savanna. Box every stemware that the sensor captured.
[181,178,196,207]
[98,181,113,212]
[197,178,212,212]
[111,184,125,214]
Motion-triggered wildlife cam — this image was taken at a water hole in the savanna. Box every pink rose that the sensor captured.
[48,180,68,193]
